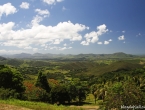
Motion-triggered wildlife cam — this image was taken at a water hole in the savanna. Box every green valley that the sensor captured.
[0,52,145,110]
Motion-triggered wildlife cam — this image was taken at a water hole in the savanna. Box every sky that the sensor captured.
[0,0,145,55]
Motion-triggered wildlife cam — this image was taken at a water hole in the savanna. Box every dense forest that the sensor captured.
[0,53,145,109]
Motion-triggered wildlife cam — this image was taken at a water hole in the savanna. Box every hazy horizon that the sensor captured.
[0,52,145,56]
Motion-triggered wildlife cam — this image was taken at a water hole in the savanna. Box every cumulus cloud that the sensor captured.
[80,41,89,45]
[63,43,67,46]
[118,35,125,40]
[104,41,109,45]
[20,2,30,9]
[0,3,17,18]
[35,9,50,16]
[81,24,108,45]
[99,39,112,45]
[43,0,63,5]
[59,46,72,50]
[47,46,72,50]
[0,21,88,51]
[108,39,112,42]
[31,15,43,26]
[97,42,102,44]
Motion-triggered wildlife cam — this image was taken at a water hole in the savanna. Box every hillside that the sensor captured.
[0,56,6,61]
[70,60,143,76]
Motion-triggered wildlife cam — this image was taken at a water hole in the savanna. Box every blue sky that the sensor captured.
[0,0,145,55]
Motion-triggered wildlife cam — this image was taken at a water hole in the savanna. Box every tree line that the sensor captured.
[0,65,89,105]
[1,64,145,109]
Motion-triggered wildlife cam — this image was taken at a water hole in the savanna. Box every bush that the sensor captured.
[24,81,50,102]
[104,81,145,109]
[0,88,20,99]
[0,65,25,93]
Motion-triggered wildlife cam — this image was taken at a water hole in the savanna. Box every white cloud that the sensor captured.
[24,46,32,49]
[108,39,112,42]
[0,3,17,18]
[35,9,50,16]
[68,47,72,49]
[20,2,30,9]
[118,35,125,40]
[62,6,66,11]
[59,47,67,50]
[57,0,63,2]
[43,0,63,5]
[47,46,72,50]
[59,46,72,50]
[80,41,89,45]
[136,33,141,37]
[53,39,63,44]
[0,21,88,51]
[33,48,38,52]
[31,15,43,26]
[104,41,109,45]
[81,24,108,45]
[97,42,102,44]
[63,43,67,46]
[122,31,125,33]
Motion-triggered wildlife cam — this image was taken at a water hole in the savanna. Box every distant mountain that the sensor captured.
[4,53,32,59]
[0,56,6,60]
[33,53,43,56]
[2,52,138,59]
[112,52,134,57]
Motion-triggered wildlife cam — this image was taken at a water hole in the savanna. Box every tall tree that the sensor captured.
[0,65,25,99]
[35,71,51,93]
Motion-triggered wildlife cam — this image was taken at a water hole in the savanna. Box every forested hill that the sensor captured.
[0,56,6,60]
[1,52,138,59]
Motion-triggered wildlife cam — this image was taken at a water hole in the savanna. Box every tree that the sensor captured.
[104,81,145,109]
[35,71,51,93]
[77,86,87,104]
[0,65,25,99]
[50,85,70,104]
[67,84,77,102]
[24,81,50,102]
[91,84,106,103]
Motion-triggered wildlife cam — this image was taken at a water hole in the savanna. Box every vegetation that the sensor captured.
[0,65,25,99]
[0,53,145,109]
[0,99,83,110]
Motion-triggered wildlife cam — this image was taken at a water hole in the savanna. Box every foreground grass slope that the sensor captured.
[0,99,85,110]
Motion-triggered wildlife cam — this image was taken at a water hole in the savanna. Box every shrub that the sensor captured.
[24,81,50,102]
[0,88,20,99]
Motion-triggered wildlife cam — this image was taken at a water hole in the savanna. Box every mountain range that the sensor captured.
[0,52,140,59]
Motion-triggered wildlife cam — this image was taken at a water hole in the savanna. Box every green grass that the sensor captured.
[0,99,84,110]
[85,94,95,104]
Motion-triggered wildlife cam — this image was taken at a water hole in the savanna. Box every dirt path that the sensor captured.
[70,105,100,110]
[0,103,33,110]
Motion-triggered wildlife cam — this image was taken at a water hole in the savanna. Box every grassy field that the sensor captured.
[0,99,86,110]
